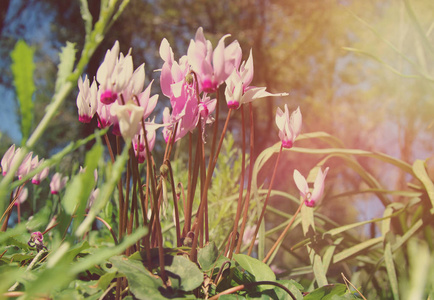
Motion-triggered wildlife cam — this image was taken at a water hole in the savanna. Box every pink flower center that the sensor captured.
[202,79,216,93]
[79,115,92,123]
[281,139,293,149]
[227,100,240,110]
[100,90,118,105]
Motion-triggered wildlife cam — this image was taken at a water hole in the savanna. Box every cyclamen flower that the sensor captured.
[31,158,50,185]
[96,41,134,105]
[50,173,68,195]
[159,37,217,143]
[87,188,100,210]
[110,102,144,141]
[293,167,329,207]
[133,125,157,163]
[162,95,216,143]
[159,39,196,117]
[187,27,242,93]
[17,152,34,180]
[275,105,302,149]
[96,103,116,129]
[13,187,28,206]
[76,75,98,123]
[28,231,46,251]
[1,144,18,176]
[2,145,49,184]
[225,49,288,109]
[137,80,159,120]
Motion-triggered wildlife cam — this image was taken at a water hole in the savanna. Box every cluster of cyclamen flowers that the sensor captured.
[0,28,327,215]
[75,27,329,206]
[0,145,69,201]
[76,28,289,154]
[1,146,99,207]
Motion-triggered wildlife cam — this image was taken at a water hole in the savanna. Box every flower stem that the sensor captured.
[228,107,246,258]
[247,144,283,256]
[165,160,181,247]
[190,109,232,262]
[263,199,304,264]
[236,103,255,253]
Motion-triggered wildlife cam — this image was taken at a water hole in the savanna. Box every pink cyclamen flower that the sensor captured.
[31,231,43,243]
[137,80,159,120]
[96,41,134,105]
[187,27,242,93]
[162,94,216,144]
[76,75,98,123]
[17,152,34,180]
[50,173,68,195]
[225,50,288,109]
[31,158,49,185]
[293,167,329,207]
[133,124,157,163]
[1,144,18,176]
[110,102,144,141]
[86,188,100,210]
[275,105,302,149]
[28,231,46,251]
[13,187,28,206]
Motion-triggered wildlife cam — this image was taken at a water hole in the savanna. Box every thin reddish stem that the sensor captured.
[236,103,255,253]
[263,200,304,264]
[228,107,246,258]
[247,144,283,256]
[190,109,232,262]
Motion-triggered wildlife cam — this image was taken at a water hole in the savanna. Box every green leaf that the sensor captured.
[413,159,434,212]
[274,280,304,300]
[62,241,91,264]
[384,242,400,300]
[220,295,247,300]
[381,205,400,300]
[70,227,148,275]
[110,255,166,300]
[303,284,348,300]
[198,241,219,271]
[233,254,276,284]
[76,142,130,237]
[165,255,203,291]
[71,141,102,234]
[79,0,93,37]
[0,265,25,294]
[333,237,383,264]
[97,271,118,291]
[55,42,76,94]
[405,239,431,300]
[11,40,35,144]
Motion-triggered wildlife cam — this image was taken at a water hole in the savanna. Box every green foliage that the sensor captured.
[303,284,358,300]
[55,42,77,95]
[165,256,204,291]
[110,256,167,300]
[10,40,35,145]
[233,254,276,286]
[198,241,219,271]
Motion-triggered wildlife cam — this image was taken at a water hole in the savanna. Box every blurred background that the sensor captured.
[0,0,433,269]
